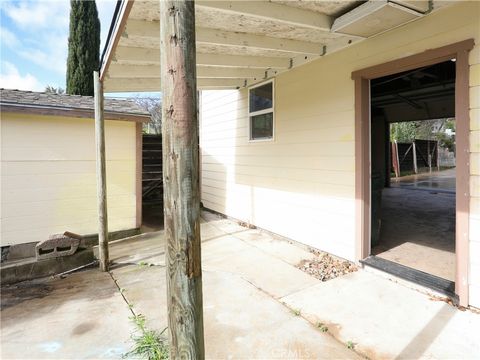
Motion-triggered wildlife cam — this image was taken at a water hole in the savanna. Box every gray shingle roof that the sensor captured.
[0,88,150,116]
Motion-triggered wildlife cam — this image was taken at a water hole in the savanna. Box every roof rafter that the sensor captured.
[124,19,325,55]
[108,64,267,79]
[113,46,290,69]
[104,77,245,92]
[196,1,332,31]
[197,27,323,55]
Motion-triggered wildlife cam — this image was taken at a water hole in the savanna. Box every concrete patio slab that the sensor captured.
[1,270,134,359]
[234,228,316,266]
[106,231,166,266]
[110,263,359,359]
[202,235,319,298]
[3,210,478,359]
[281,270,480,359]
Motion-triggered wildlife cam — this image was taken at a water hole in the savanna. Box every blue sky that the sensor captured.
[0,0,157,98]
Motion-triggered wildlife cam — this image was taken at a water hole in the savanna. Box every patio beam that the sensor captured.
[160,0,205,357]
[197,28,323,55]
[196,1,333,31]
[124,19,325,55]
[197,53,290,69]
[104,77,246,92]
[113,46,290,69]
[108,63,266,79]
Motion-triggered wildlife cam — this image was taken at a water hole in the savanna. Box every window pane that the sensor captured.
[251,112,273,140]
[249,82,273,112]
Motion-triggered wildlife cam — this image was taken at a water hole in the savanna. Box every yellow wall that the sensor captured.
[200,2,480,306]
[1,113,137,246]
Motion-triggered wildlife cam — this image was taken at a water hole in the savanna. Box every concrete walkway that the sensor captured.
[2,211,479,359]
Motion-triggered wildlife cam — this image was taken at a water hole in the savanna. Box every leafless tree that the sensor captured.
[45,85,65,94]
[134,97,162,134]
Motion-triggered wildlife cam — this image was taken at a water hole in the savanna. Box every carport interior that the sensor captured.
[368,60,456,285]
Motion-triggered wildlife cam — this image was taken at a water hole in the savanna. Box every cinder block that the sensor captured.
[35,234,80,260]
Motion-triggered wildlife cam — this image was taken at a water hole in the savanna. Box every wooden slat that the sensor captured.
[196,1,332,31]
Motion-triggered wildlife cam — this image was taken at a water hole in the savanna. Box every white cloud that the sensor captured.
[1,1,69,29]
[18,32,68,75]
[0,26,19,47]
[0,61,43,91]
[1,0,117,88]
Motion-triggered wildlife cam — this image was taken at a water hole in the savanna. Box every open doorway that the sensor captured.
[369,60,457,287]
[141,134,164,232]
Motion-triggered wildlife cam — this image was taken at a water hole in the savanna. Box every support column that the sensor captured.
[160,1,205,358]
[93,71,109,272]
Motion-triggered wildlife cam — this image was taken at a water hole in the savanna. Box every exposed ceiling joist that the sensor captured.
[197,53,290,69]
[123,19,324,55]
[113,47,290,69]
[197,67,266,79]
[104,77,245,92]
[196,27,324,55]
[114,46,159,64]
[108,64,266,79]
[123,19,158,38]
[195,1,333,31]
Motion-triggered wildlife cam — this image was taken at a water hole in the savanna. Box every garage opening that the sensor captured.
[368,59,456,293]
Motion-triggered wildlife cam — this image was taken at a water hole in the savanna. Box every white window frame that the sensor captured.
[248,79,275,142]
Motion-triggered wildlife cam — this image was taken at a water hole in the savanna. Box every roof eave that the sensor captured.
[1,103,150,123]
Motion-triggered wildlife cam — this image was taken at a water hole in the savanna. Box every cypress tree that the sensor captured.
[66,0,100,96]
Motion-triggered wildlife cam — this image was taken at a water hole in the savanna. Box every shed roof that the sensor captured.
[0,88,150,122]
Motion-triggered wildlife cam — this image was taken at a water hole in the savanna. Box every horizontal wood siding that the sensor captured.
[1,113,137,245]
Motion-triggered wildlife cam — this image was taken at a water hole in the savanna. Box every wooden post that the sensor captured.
[160,1,205,358]
[392,140,400,178]
[93,71,109,272]
[412,140,418,174]
[436,141,440,171]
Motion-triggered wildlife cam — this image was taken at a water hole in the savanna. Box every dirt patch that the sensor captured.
[1,281,53,309]
[297,249,357,282]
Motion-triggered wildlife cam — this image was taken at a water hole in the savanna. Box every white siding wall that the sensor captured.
[469,40,480,307]
[1,113,137,246]
[200,2,480,306]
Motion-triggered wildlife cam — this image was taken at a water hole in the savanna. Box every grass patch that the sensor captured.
[346,341,355,350]
[291,308,301,316]
[124,314,169,360]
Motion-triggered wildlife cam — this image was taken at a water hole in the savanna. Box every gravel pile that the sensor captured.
[297,249,357,282]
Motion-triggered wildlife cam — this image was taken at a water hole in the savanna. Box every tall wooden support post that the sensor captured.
[93,71,109,272]
[160,1,205,358]
[412,140,418,174]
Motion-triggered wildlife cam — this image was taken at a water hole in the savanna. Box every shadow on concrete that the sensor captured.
[395,304,455,359]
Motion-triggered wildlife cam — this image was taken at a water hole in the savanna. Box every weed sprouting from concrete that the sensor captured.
[124,314,169,360]
[292,308,301,316]
[346,341,355,350]
[317,322,328,332]
[138,261,155,268]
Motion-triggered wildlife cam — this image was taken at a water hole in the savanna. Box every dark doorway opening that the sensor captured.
[368,59,456,287]
[142,134,164,232]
